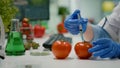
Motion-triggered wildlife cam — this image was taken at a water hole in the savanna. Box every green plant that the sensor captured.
[58,6,69,16]
[0,0,18,32]
[57,7,69,34]
[58,6,70,22]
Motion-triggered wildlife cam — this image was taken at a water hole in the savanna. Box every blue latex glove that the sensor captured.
[64,9,88,35]
[88,38,120,58]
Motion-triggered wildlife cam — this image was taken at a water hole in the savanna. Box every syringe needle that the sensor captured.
[77,13,84,42]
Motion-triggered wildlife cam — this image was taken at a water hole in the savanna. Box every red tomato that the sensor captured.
[74,41,92,59]
[52,40,72,59]
[57,22,68,34]
[22,22,29,27]
[34,25,45,38]
[22,18,29,23]
[20,24,33,37]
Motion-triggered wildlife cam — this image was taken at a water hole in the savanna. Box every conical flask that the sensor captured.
[5,19,25,55]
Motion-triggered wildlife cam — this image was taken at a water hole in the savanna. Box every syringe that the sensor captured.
[77,13,84,42]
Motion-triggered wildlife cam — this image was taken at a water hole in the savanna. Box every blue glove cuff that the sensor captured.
[116,43,120,58]
[81,23,87,33]
[111,42,120,59]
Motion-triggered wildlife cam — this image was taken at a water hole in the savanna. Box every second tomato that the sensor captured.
[74,41,92,59]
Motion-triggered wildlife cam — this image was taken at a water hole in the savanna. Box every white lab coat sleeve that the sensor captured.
[106,3,120,42]
[98,17,119,42]
[98,3,120,42]
[103,22,119,42]
[107,2,120,29]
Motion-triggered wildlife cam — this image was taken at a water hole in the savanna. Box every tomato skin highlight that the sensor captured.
[74,41,92,59]
[52,40,72,59]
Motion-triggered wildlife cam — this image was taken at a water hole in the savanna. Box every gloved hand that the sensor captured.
[64,9,88,35]
[88,38,120,58]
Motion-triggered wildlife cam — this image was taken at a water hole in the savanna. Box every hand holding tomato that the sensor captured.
[74,41,92,59]
[52,40,72,59]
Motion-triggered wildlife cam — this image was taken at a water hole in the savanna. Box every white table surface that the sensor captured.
[0,33,120,68]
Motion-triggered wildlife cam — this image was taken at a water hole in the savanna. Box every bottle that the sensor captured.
[5,19,25,56]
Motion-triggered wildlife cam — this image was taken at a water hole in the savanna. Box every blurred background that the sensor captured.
[1,0,120,35]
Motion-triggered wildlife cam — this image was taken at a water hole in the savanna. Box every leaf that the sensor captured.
[0,0,18,32]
